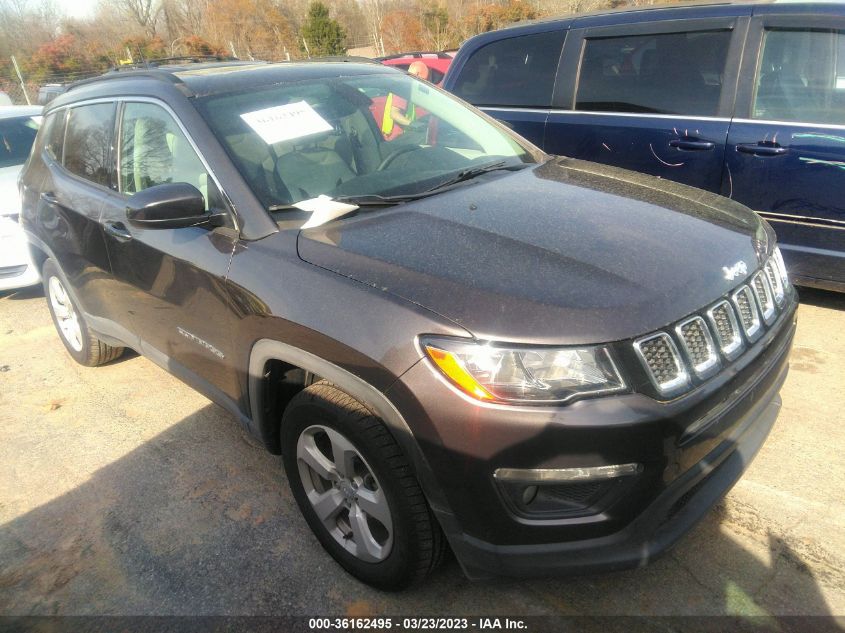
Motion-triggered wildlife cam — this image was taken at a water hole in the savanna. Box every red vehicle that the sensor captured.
[376,52,453,85]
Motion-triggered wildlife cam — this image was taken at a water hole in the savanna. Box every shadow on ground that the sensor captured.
[797,286,845,311]
[0,286,43,301]
[0,402,840,622]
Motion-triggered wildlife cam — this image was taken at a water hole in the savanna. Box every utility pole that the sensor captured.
[10,56,31,105]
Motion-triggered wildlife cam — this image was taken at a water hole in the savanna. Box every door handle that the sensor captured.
[40,191,58,204]
[736,143,789,157]
[669,139,715,151]
[104,221,132,242]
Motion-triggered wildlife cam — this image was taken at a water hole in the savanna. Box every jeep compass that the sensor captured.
[19,60,797,589]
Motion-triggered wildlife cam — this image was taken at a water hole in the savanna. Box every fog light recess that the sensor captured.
[494,464,642,519]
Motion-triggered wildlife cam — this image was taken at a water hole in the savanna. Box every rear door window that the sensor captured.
[451,30,565,107]
[63,103,115,187]
[752,28,845,125]
[575,29,732,116]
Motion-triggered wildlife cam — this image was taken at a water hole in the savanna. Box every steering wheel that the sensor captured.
[376,144,426,171]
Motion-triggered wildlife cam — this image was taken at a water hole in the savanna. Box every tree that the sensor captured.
[460,0,538,38]
[381,10,423,55]
[114,0,161,39]
[121,35,167,62]
[300,2,346,57]
[183,35,224,57]
[24,34,110,82]
[421,7,449,51]
[359,0,386,56]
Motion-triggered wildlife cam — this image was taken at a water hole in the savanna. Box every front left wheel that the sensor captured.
[281,380,445,590]
[42,258,124,366]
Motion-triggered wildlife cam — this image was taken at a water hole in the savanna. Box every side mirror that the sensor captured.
[126,182,225,229]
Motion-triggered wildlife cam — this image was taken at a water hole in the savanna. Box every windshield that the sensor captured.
[195,72,539,208]
[0,115,40,169]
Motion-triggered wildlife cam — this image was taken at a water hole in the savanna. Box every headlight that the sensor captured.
[421,337,626,404]
[773,246,789,288]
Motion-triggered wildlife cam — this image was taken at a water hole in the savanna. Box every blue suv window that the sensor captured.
[753,28,845,126]
[451,31,565,108]
[576,30,732,116]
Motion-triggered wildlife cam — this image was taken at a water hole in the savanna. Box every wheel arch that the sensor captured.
[247,338,455,520]
[27,240,49,274]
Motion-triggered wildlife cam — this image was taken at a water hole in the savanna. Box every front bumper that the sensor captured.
[386,298,796,578]
[0,217,40,291]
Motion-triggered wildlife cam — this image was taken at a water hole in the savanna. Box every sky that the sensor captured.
[56,0,99,19]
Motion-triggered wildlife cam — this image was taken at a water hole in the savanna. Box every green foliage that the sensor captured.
[300,2,346,57]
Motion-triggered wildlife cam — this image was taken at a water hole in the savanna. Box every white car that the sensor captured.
[0,105,42,291]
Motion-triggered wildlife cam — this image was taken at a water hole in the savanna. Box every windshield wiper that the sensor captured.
[333,193,426,207]
[269,195,411,213]
[424,160,521,193]
[268,161,527,213]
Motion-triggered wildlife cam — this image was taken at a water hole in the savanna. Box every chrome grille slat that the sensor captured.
[706,300,744,360]
[731,285,763,342]
[675,316,720,379]
[752,271,777,325]
[764,261,785,306]
[633,332,689,397]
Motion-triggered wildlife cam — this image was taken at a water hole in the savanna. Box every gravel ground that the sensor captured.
[0,284,843,619]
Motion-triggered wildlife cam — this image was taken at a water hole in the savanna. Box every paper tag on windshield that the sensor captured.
[240,101,332,145]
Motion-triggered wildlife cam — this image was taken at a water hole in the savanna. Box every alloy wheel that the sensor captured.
[296,424,393,563]
[48,276,83,352]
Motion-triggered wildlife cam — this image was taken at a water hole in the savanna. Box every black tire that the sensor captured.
[281,380,446,590]
[42,258,124,367]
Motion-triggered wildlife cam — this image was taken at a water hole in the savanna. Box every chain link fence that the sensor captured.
[1,67,104,106]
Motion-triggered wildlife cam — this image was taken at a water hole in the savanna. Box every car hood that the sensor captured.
[297,158,771,344]
[0,164,23,216]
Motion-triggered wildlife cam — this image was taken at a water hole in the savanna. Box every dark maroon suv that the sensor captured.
[20,60,796,589]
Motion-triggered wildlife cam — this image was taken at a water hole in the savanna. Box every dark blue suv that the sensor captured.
[444,1,845,292]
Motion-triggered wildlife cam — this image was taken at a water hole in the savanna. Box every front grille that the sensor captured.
[634,253,790,399]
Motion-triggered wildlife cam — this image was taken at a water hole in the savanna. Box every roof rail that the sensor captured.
[303,55,380,64]
[375,51,452,61]
[63,57,247,94]
[109,55,237,71]
[64,69,187,93]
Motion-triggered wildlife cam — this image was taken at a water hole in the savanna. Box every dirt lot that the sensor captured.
[1,284,843,618]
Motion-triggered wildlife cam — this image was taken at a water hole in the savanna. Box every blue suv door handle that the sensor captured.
[104,221,133,242]
[736,143,789,157]
[669,139,716,151]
